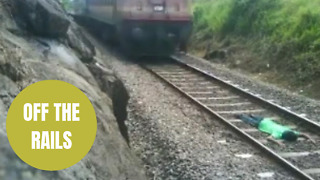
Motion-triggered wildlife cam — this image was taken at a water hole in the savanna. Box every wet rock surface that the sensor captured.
[0,0,146,179]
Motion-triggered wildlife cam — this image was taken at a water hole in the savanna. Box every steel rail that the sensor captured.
[172,55,320,132]
[142,57,319,180]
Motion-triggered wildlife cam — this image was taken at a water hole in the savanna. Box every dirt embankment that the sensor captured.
[190,0,320,99]
[0,0,146,179]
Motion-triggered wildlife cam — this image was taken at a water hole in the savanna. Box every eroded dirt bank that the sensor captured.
[0,0,146,179]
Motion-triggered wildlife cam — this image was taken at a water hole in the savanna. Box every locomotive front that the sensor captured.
[116,0,193,55]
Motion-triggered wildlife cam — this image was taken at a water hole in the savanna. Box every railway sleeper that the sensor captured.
[146,57,320,180]
[215,109,266,115]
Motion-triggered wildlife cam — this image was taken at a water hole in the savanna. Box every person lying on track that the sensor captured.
[235,114,315,146]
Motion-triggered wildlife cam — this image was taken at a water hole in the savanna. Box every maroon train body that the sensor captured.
[84,0,192,56]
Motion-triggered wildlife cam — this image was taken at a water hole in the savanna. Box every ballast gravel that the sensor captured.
[177,54,320,124]
[90,43,299,180]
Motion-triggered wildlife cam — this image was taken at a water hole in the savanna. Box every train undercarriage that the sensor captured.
[118,20,192,56]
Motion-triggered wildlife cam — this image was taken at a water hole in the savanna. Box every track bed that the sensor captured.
[143,57,320,180]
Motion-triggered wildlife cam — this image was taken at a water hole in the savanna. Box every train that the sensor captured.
[82,0,193,56]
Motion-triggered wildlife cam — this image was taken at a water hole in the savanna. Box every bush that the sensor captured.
[192,0,320,82]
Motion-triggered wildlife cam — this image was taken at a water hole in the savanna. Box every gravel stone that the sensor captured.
[89,39,300,179]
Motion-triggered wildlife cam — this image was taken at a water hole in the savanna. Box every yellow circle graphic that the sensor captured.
[6,80,97,171]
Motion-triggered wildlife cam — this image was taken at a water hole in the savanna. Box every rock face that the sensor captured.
[87,62,130,143]
[10,0,96,62]
[67,21,96,63]
[15,0,70,37]
[0,0,146,179]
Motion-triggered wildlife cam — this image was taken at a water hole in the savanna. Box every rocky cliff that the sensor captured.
[0,0,146,179]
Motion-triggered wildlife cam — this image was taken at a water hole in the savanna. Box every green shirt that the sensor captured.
[258,118,299,139]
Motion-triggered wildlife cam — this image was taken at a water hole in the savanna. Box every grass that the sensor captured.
[191,0,320,85]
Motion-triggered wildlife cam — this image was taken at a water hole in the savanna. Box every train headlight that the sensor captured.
[153,5,164,12]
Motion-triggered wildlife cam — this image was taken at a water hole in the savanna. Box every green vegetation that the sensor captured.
[60,0,73,11]
[192,0,320,95]
[60,0,86,13]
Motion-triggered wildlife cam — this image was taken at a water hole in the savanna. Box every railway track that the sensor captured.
[143,55,320,180]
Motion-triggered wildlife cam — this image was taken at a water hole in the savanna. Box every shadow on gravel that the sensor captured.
[131,56,176,68]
